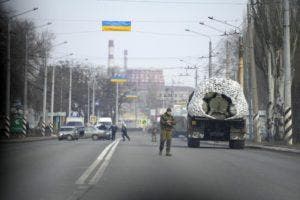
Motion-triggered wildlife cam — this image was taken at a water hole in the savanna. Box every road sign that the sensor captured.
[141,119,147,125]
[10,117,24,134]
[48,112,66,117]
[90,115,97,124]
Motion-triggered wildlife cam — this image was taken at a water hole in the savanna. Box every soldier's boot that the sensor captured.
[166,152,172,156]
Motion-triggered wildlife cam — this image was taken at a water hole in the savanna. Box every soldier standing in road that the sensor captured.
[159,108,176,156]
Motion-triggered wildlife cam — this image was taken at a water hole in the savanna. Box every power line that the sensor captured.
[97,0,246,5]
[53,29,222,37]
[32,18,242,24]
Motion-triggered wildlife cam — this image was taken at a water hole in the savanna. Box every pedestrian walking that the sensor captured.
[121,122,130,141]
[159,108,176,156]
[151,122,159,142]
[109,124,118,140]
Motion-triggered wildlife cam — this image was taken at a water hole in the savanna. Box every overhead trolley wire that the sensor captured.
[97,0,246,5]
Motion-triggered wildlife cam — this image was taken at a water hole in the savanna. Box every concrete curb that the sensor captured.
[245,144,300,154]
[0,135,58,144]
[189,140,300,154]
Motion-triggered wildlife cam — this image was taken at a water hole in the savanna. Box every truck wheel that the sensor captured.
[67,135,73,141]
[229,140,245,149]
[187,138,200,148]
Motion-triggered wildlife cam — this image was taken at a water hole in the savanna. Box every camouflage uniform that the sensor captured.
[159,112,176,154]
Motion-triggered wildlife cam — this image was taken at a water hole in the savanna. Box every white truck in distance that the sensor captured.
[65,117,85,136]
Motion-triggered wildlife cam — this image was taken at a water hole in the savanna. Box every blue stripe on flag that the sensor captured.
[102,21,131,27]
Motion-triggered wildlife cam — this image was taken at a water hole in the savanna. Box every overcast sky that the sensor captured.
[7,0,247,86]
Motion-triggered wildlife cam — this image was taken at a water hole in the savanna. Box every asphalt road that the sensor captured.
[0,131,300,200]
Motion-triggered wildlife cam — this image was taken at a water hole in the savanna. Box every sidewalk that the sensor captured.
[246,141,300,154]
[0,135,58,144]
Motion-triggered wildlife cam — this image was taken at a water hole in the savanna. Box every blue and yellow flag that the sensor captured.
[111,74,128,83]
[102,21,131,32]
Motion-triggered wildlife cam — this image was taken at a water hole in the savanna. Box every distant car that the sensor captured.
[85,126,107,140]
[173,116,187,138]
[95,124,111,140]
[58,126,79,141]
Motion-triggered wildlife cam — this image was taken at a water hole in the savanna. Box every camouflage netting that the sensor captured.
[188,78,248,120]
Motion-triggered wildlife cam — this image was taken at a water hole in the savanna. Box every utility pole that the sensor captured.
[238,35,244,87]
[5,19,11,138]
[208,41,212,78]
[248,4,261,143]
[267,51,275,142]
[92,76,95,116]
[87,81,90,123]
[226,41,230,78]
[50,51,71,125]
[42,43,48,136]
[124,50,128,70]
[60,87,63,112]
[185,29,212,79]
[116,82,119,124]
[23,32,28,118]
[68,67,72,117]
[195,67,198,88]
[283,0,293,145]
[50,65,55,124]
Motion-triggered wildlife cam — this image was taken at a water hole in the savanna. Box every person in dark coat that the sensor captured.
[109,124,118,140]
[121,122,130,141]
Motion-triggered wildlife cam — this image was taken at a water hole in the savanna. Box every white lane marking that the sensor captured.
[88,139,120,185]
[75,140,117,185]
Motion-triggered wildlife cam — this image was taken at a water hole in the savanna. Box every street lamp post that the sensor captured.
[42,41,68,135]
[185,29,212,78]
[199,22,232,79]
[50,52,72,126]
[68,67,72,117]
[207,16,244,87]
[5,7,38,138]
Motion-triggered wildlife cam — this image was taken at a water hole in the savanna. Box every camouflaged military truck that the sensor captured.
[187,78,248,149]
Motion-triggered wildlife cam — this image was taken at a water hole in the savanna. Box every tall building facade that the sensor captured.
[126,69,165,91]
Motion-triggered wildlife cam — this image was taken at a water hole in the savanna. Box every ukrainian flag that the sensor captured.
[102,21,131,32]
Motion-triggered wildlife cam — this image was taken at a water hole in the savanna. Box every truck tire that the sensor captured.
[187,138,200,148]
[229,140,245,149]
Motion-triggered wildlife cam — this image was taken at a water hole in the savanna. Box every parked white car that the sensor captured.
[84,126,107,140]
[58,126,79,141]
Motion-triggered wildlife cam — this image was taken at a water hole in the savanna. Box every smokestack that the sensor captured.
[124,50,128,70]
[107,40,114,75]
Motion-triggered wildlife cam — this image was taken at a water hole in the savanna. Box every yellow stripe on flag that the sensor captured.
[102,26,131,32]
[111,79,127,83]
